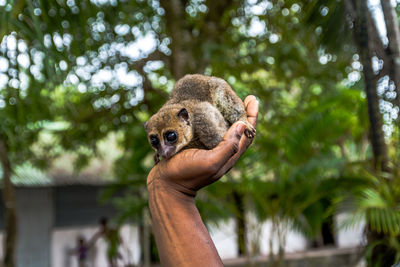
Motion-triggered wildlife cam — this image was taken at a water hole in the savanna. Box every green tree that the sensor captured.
[303,0,400,264]
[2,1,399,266]
[0,31,61,266]
[0,1,158,265]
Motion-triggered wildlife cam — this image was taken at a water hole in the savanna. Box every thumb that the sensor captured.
[223,121,246,147]
[190,121,246,188]
[162,122,247,191]
[210,121,246,162]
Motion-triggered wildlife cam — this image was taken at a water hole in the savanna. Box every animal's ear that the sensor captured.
[142,121,148,129]
[177,108,189,122]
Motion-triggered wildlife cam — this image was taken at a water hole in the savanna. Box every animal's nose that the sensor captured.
[160,145,176,159]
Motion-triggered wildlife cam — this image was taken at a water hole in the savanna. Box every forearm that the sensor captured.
[148,178,223,267]
[146,95,257,266]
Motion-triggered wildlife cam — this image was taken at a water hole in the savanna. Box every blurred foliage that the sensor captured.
[1,0,400,265]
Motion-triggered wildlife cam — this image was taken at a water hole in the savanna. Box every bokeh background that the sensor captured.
[0,0,400,266]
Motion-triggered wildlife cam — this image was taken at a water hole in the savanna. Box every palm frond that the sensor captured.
[366,208,400,235]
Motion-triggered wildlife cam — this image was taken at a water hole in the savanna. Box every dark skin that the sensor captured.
[147,95,258,266]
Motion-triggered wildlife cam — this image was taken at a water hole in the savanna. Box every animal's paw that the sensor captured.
[244,122,256,139]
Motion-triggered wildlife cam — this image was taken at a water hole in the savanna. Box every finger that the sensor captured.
[244,95,256,107]
[152,96,259,188]
[211,134,248,179]
[162,121,246,186]
[240,95,258,149]
[206,121,246,171]
[213,96,259,178]
[244,95,258,127]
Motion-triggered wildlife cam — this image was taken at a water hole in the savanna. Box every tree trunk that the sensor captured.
[149,231,159,263]
[0,139,17,267]
[160,0,238,79]
[233,191,246,256]
[351,0,390,172]
[159,0,188,80]
[381,0,400,108]
[141,209,151,267]
[321,216,335,246]
[348,1,393,265]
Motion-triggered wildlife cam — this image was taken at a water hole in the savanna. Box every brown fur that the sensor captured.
[144,74,255,163]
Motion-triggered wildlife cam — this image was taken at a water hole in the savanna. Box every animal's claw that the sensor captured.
[244,123,256,139]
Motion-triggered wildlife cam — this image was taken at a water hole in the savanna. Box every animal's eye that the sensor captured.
[150,135,159,146]
[165,131,177,143]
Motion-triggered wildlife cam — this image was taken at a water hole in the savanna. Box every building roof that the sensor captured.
[0,164,114,187]
[0,133,124,187]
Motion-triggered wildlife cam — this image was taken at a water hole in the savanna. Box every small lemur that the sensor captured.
[144,74,256,163]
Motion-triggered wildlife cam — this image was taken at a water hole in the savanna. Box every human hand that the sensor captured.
[147,95,258,191]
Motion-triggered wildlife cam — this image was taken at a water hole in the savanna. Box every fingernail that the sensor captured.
[236,123,246,136]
